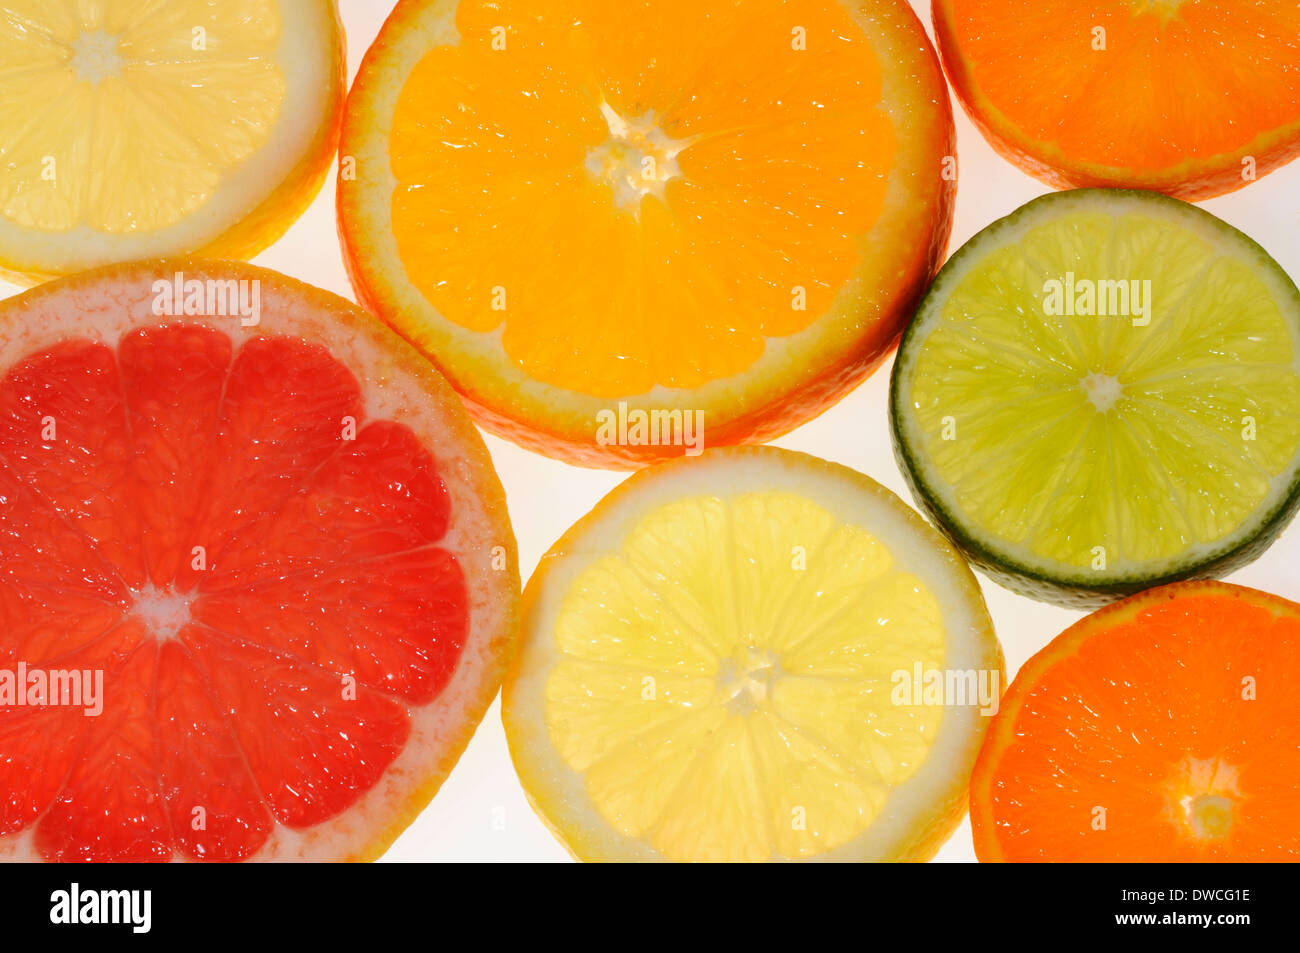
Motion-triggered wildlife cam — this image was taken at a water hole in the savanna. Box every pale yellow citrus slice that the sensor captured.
[0,0,345,285]
[503,447,1002,861]
[339,0,955,467]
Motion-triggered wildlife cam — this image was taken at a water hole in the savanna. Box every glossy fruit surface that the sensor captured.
[972,581,1300,862]
[504,446,1003,861]
[892,189,1300,608]
[0,0,345,284]
[0,260,518,861]
[934,0,1300,199]
[340,0,955,467]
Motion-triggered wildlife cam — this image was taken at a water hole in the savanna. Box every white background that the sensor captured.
[4,0,1297,862]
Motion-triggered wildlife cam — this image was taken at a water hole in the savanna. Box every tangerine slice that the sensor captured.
[972,581,1300,861]
[339,0,955,467]
[934,0,1300,199]
[0,260,519,861]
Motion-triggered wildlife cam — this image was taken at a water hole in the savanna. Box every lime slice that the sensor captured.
[891,189,1300,607]
[503,446,1002,862]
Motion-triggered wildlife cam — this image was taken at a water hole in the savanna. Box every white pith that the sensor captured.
[70,30,125,84]
[131,584,193,643]
[584,104,690,215]
[1081,372,1123,412]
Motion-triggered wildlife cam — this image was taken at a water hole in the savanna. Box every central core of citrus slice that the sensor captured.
[1081,372,1123,412]
[130,585,193,642]
[70,31,124,84]
[584,104,688,215]
[543,488,948,861]
[1186,795,1234,839]
[715,647,780,713]
[1133,0,1195,16]
[1172,755,1241,841]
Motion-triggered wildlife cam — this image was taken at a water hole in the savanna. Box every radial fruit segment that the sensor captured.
[0,260,518,862]
[339,0,955,467]
[891,189,1300,607]
[972,582,1300,862]
[504,447,1002,862]
[0,0,345,284]
[933,0,1300,199]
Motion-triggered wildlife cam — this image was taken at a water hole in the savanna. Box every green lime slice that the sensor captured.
[890,189,1300,607]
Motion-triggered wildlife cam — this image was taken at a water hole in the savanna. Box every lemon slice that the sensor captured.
[0,0,344,284]
[503,447,1002,862]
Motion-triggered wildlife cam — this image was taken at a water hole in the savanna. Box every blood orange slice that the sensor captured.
[0,260,518,861]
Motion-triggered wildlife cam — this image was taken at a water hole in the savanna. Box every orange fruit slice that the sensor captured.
[972,581,1300,861]
[934,1,1300,200]
[339,0,955,467]
[0,1,346,285]
[0,260,518,861]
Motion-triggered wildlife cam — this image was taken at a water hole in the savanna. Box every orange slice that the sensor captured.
[0,260,518,861]
[972,581,1300,861]
[934,0,1300,200]
[0,1,346,285]
[339,0,955,467]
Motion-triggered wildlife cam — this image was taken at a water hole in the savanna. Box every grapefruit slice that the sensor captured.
[0,260,518,861]
[0,0,346,285]
[504,447,1003,861]
[933,0,1300,200]
[338,0,955,468]
[972,581,1300,861]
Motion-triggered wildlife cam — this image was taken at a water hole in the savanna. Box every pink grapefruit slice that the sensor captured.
[0,260,519,861]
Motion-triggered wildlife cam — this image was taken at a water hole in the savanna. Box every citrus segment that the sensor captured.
[182,630,411,832]
[171,336,365,591]
[891,190,1300,606]
[0,260,519,862]
[934,0,1300,199]
[504,447,1002,861]
[972,581,1300,861]
[0,1,345,283]
[0,340,145,588]
[340,0,955,466]
[118,324,232,587]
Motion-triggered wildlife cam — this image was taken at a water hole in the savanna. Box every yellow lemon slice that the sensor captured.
[0,0,344,284]
[504,447,1002,861]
